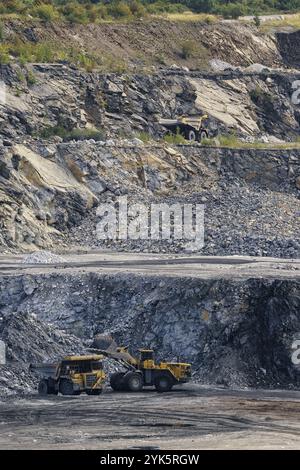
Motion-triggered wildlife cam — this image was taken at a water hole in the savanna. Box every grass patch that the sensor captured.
[0,38,129,72]
[179,40,209,68]
[260,13,300,32]
[31,4,61,23]
[161,12,217,23]
[66,128,105,142]
[40,126,105,142]
[163,132,186,144]
[136,131,152,143]
[0,44,10,64]
[26,70,37,86]
[0,20,4,41]
[180,40,199,59]
[203,133,300,150]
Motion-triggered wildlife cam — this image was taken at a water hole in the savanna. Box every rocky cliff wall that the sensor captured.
[0,270,299,389]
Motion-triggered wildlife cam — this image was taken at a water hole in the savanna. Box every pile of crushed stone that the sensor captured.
[0,311,121,398]
[23,251,66,264]
[0,311,85,397]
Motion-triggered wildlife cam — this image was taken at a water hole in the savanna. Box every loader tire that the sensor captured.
[59,379,75,396]
[154,374,173,393]
[110,372,126,391]
[124,372,143,392]
[38,379,49,396]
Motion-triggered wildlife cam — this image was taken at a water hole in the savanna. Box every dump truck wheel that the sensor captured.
[199,130,208,142]
[59,379,75,396]
[38,379,49,395]
[155,374,173,393]
[124,372,143,392]
[110,372,126,391]
[186,129,197,141]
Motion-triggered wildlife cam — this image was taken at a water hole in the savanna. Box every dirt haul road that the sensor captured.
[1,385,300,450]
[0,252,299,279]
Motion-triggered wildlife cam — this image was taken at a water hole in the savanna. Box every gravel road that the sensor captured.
[1,385,300,449]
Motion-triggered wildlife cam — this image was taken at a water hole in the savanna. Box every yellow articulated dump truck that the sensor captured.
[101,347,191,393]
[159,114,209,142]
[31,355,106,396]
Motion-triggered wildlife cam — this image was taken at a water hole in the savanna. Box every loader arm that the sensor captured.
[98,349,137,371]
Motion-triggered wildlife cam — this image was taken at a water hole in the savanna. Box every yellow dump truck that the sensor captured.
[31,355,106,396]
[159,114,209,142]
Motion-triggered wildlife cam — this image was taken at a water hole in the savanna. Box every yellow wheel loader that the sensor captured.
[31,355,106,396]
[100,346,191,393]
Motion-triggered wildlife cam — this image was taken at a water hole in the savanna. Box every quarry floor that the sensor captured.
[0,251,299,280]
[1,385,300,450]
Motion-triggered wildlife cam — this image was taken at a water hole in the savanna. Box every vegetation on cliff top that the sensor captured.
[0,1,299,24]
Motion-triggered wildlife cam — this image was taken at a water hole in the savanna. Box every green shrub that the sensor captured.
[16,69,25,82]
[40,125,105,141]
[156,52,167,65]
[163,132,186,144]
[40,125,68,139]
[27,70,37,86]
[129,0,146,17]
[65,128,105,142]
[180,40,198,59]
[31,4,60,22]
[108,2,132,19]
[217,3,245,19]
[10,41,56,63]
[253,15,261,27]
[86,4,109,22]
[0,44,10,64]
[76,52,97,72]
[2,0,27,14]
[137,131,152,143]
[61,3,89,24]
[0,21,4,41]
[146,2,186,14]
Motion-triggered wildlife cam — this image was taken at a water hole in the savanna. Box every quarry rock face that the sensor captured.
[0,18,299,402]
[0,65,300,142]
[0,269,299,393]
[0,141,299,258]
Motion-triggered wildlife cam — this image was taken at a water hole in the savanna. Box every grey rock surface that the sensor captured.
[0,256,299,393]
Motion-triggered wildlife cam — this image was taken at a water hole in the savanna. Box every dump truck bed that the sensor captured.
[30,363,58,378]
[159,115,208,132]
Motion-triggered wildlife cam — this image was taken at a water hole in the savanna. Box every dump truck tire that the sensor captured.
[124,372,143,392]
[38,379,49,395]
[59,379,75,396]
[186,129,197,141]
[199,130,208,142]
[110,372,126,391]
[155,374,173,393]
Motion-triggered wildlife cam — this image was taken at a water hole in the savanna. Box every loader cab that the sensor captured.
[139,349,155,368]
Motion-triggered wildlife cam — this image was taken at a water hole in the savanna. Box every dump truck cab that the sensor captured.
[32,355,106,396]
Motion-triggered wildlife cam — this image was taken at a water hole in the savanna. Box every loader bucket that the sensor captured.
[92,334,117,352]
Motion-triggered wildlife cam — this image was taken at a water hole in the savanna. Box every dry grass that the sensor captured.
[260,13,300,31]
[156,11,218,24]
[203,134,300,150]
